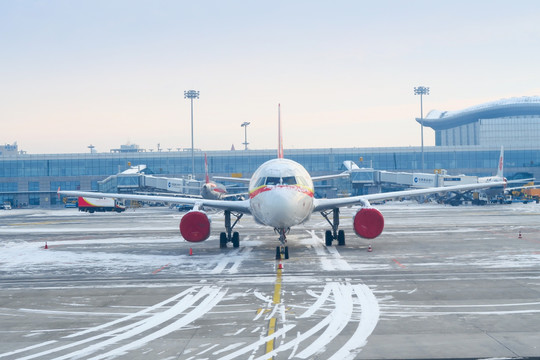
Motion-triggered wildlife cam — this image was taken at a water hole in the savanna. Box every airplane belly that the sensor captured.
[250,188,313,228]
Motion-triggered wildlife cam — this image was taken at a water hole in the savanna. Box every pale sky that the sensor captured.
[2,0,540,154]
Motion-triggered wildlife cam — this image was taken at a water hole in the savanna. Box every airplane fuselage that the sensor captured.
[248,158,315,229]
[478,176,507,198]
[201,182,228,200]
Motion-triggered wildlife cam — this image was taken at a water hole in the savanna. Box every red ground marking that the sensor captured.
[152,263,171,275]
[392,259,407,268]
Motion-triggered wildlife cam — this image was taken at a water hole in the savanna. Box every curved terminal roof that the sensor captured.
[416,96,540,130]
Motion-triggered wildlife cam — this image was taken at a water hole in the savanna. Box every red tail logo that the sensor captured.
[278,104,284,159]
[205,153,210,184]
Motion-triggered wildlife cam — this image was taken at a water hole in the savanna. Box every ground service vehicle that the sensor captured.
[1,202,12,210]
[78,197,125,213]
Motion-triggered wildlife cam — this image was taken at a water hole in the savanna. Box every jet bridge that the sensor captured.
[98,165,201,195]
[341,161,478,196]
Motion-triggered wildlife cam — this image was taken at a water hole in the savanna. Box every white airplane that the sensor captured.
[472,146,509,203]
[59,105,506,260]
[479,146,505,185]
[200,154,230,200]
[472,146,532,203]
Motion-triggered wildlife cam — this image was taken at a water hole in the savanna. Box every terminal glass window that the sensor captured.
[28,182,39,191]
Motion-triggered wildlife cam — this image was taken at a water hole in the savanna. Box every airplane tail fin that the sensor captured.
[278,104,284,159]
[204,153,210,184]
[496,146,504,178]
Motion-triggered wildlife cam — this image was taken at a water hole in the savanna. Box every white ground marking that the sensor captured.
[327,284,380,360]
[0,287,198,359]
[294,282,354,358]
[10,286,226,360]
[214,282,379,360]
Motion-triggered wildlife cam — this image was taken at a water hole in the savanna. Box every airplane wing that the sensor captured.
[58,190,251,214]
[313,181,506,212]
[215,172,350,183]
[505,184,540,192]
[311,172,350,182]
[506,178,535,185]
[135,191,203,199]
[212,176,251,183]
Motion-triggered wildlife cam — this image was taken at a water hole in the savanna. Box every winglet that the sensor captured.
[277,104,284,159]
[205,153,210,184]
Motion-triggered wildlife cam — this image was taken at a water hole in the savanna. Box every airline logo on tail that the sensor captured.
[205,153,210,184]
[497,146,504,178]
[278,104,283,159]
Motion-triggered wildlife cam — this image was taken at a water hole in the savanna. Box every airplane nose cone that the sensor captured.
[268,190,294,221]
[255,187,312,228]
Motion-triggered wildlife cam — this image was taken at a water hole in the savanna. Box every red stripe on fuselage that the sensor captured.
[249,185,314,199]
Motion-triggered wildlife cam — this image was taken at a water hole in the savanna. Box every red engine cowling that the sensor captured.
[179,210,211,242]
[353,207,384,239]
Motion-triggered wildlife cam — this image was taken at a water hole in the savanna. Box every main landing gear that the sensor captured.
[321,208,345,246]
[220,210,243,249]
[275,228,290,260]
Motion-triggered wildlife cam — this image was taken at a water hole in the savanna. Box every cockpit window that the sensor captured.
[254,177,266,188]
[282,176,297,185]
[266,177,281,185]
[296,176,308,186]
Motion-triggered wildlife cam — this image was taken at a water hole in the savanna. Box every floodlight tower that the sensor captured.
[241,121,250,150]
[184,89,199,178]
[414,86,430,170]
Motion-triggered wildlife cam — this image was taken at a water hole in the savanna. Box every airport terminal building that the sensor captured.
[418,96,540,147]
[2,96,540,207]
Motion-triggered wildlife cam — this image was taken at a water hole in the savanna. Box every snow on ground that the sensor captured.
[1,202,539,276]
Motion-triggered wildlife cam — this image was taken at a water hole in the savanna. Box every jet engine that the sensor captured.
[353,207,384,239]
[179,210,211,242]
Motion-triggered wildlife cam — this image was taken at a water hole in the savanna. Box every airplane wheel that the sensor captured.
[275,246,281,260]
[284,246,289,259]
[219,232,227,248]
[232,232,240,248]
[325,230,333,246]
[337,230,345,246]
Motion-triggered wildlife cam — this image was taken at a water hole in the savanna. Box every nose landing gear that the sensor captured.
[275,228,290,260]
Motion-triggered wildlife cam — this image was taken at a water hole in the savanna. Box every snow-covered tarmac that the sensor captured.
[0,203,540,359]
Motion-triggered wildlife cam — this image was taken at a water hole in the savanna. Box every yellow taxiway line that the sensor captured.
[265,265,283,358]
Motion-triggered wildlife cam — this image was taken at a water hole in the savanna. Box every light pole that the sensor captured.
[241,122,250,150]
[414,86,429,170]
[184,89,199,178]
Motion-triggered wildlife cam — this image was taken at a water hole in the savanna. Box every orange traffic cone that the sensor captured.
[44,242,48,249]
[367,244,373,252]
[189,248,193,256]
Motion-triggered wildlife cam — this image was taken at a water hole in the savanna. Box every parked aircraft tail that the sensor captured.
[205,153,210,184]
[278,104,284,159]
[496,146,504,179]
